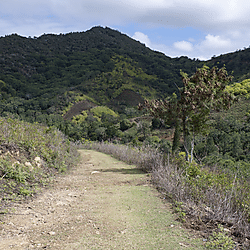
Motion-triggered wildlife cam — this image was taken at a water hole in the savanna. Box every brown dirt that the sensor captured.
[0,150,204,249]
[63,100,97,120]
[111,89,144,107]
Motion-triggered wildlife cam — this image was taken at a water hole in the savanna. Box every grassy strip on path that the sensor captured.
[0,150,204,249]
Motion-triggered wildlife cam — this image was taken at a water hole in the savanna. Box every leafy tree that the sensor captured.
[139,66,235,162]
[206,136,218,155]
[137,121,151,140]
[151,117,163,129]
[120,119,132,131]
[231,132,243,158]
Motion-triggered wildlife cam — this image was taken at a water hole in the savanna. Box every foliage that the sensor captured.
[205,225,235,250]
[72,111,88,124]
[0,117,79,204]
[226,79,250,98]
[139,66,235,162]
[120,119,132,131]
[173,201,186,222]
[90,106,118,118]
[193,98,250,180]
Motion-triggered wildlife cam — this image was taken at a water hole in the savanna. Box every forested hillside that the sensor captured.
[0,26,250,164]
[0,25,249,140]
[0,26,199,101]
[1,26,250,248]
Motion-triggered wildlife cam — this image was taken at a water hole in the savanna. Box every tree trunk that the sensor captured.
[172,119,180,154]
[182,117,189,162]
[190,133,195,163]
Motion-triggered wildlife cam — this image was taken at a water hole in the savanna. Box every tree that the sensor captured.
[172,119,181,154]
[139,66,235,162]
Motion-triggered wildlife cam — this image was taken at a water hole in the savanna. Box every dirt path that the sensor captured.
[0,150,204,249]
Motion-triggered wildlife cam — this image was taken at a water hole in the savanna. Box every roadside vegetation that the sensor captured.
[0,117,79,210]
[83,141,250,249]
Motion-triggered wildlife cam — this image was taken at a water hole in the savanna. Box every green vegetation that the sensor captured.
[205,225,235,250]
[90,106,118,118]
[226,79,250,98]
[1,26,250,248]
[0,117,79,208]
[139,66,235,162]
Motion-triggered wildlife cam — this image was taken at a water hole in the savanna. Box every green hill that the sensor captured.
[0,26,250,145]
[0,26,199,103]
[1,26,250,247]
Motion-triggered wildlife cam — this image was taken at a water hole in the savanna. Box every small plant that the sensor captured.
[205,224,235,250]
[0,209,8,214]
[19,187,33,196]
[0,160,29,184]
[173,201,186,222]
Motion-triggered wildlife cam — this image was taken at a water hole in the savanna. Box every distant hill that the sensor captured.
[0,26,250,126]
[207,47,250,81]
[0,26,199,102]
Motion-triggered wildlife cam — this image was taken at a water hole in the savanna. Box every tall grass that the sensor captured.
[83,141,250,248]
[83,140,163,171]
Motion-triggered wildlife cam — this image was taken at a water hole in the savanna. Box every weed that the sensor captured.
[19,187,32,196]
[173,201,186,222]
[205,224,235,250]
[0,209,8,214]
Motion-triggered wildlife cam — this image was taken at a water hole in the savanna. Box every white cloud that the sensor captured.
[199,34,232,50]
[137,34,235,60]
[1,0,250,59]
[132,32,151,47]
[173,41,193,52]
[2,0,250,32]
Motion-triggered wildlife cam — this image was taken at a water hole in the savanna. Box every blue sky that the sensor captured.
[1,0,250,60]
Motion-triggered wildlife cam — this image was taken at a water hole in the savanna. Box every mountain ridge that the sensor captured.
[0,26,250,134]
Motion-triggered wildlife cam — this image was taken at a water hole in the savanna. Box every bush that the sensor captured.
[0,117,79,203]
[120,119,132,131]
[205,225,235,250]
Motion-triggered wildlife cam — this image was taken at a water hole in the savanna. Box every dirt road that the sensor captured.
[0,150,203,249]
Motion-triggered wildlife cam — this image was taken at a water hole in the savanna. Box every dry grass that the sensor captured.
[82,141,250,249]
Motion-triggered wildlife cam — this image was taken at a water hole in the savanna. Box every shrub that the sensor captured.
[205,224,235,250]
[0,117,79,203]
